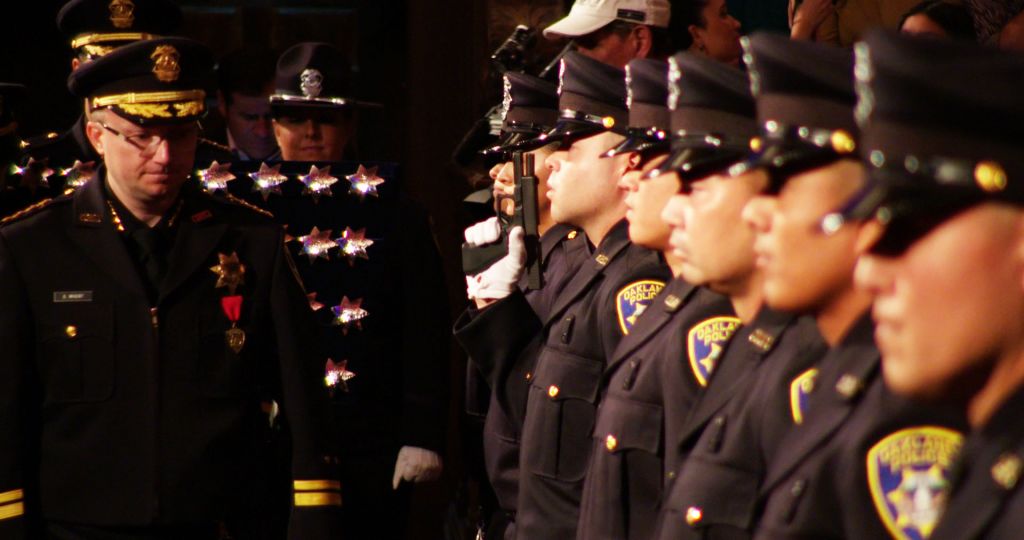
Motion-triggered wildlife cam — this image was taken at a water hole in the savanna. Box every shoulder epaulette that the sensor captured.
[221,192,275,219]
[0,197,56,226]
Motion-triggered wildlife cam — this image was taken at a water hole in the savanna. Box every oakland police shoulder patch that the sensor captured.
[789,368,819,425]
[866,426,963,540]
[616,280,665,335]
[686,316,741,386]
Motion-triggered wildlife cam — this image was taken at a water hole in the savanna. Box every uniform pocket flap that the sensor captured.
[668,458,759,530]
[531,348,603,403]
[594,395,663,455]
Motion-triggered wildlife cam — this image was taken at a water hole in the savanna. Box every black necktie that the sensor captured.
[131,226,168,291]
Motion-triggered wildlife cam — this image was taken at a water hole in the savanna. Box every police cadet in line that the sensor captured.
[511,51,670,540]
[846,31,1024,540]
[653,36,867,539]
[575,56,735,540]
[743,32,967,540]
[542,0,674,67]
[0,37,341,539]
[455,71,590,539]
[19,0,231,199]
[654,50,829,537]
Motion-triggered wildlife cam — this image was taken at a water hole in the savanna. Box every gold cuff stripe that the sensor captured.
[0,501,24,521]
[294,492,342,507]
[293,480,341,491]
[71,32,157,49]
[92,90,207,108]
[0,489,22,505]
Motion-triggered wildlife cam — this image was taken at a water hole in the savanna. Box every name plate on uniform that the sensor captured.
[53,291,93,303]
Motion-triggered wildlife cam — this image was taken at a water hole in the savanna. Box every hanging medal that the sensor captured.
[210,252,247,353]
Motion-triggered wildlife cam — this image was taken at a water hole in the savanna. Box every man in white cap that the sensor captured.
[543,0,675,66]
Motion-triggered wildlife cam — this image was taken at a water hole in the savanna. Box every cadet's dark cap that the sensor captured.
[528,51,628,148]
[481,72,559,156]
[270,42,377,112]
[840,30,1024,255]
[57,0,182,60]
[0,84,27,131]
[69,37,214,125]
[605,58,670,158]
[653,52,756,180]
[732,33,858,182]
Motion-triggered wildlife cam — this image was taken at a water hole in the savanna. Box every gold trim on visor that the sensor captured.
[294,480,341,491]
[92,90,206,119]
[71,32,157,49]
[0,501,24,521]
[270,94,352,107]
[92,90,206,108]
[294,492,342,507]
[0,489,22,505]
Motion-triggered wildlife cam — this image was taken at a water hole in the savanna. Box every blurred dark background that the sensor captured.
[0,1,784,537]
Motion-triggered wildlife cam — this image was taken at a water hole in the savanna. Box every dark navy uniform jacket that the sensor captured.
[0,176,339,539]
[655,307,826,539]
[454,223,589,517]
[516,219,671,540]
[754,314,967,540]
[932,386,1024,540]
[577,280,736,540]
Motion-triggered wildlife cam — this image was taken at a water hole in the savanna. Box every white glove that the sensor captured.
[464,216,502,247]
[465,225,526,301]
[391,446,443,489]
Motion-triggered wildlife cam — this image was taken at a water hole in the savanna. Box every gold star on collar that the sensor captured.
[210,252,245,294]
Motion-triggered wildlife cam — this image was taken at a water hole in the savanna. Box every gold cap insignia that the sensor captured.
[992,453,1022,490]
[975,161,1007,193]
[300,69,324,99]
[830,130,856,154]
[109,0,135,29]
[151,45,181,83]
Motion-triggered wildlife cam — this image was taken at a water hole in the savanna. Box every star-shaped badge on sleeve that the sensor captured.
[209,252,246,295]
[249,162,288,201]
[331,296,368,334]
[11,157,56,188]
[325,358,357,393]
[346,164,385,200]
[297,226,336,263]
[300,164,338,202]
[336,227,374,266]
[196,161,236,192]
[60,160,97,190]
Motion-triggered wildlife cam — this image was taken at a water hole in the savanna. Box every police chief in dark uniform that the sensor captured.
[847,30,1024,540]
[0,37,341,539]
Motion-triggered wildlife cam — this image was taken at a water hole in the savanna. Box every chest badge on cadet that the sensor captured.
[615,280,665,335]
[687,316,741,387]
[789,368,819,424]
[866,426,963,540]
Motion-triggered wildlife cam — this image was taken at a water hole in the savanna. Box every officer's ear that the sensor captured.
[631,25,653,58]
[623,151,642,173]
[84,115,106,156]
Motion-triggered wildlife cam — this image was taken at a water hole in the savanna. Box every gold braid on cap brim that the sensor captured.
[71,32,158,49]
[270,94,353,107]
[92,90,206,119]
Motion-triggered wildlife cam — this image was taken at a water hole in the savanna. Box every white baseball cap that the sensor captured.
[542,0,671,39]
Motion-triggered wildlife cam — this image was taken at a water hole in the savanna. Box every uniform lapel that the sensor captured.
[603,278,696,378]
[159,188,228,302]
[760,315,879,494]
[676,308,795,448]
[542,220,631,328]
[67,175,149,301]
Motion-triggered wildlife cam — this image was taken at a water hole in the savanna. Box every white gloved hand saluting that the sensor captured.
[391,446,443,489]
[464,219,526,302]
